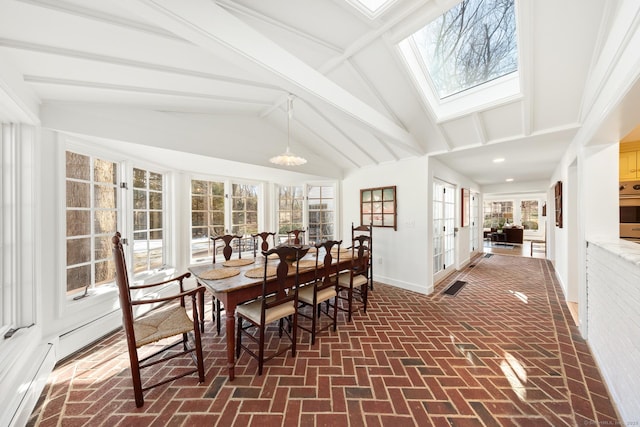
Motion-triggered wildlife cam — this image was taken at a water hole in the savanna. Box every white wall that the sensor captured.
[342,157,430,294]
[341,156,480,295]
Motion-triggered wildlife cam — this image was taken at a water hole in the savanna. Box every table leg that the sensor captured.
[220,297,237,381]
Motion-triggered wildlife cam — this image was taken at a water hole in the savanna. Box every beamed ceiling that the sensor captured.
[0,0,622,188]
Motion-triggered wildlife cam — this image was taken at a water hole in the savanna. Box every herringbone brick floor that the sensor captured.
[29,254,620,426]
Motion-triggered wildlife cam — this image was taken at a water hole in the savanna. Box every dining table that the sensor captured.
[189,246,354,381]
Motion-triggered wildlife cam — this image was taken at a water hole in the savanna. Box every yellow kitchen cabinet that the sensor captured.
[620,150,638,181]
[620,141,640,181]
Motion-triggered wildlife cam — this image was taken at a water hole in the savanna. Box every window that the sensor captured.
[520,200,539,230]
[132,168,165,273]
[231,183,259,236]
[307,185,335,243]
[65,151,118,295]
[191,179,225,262]
[278,185,304,236]
[410,0,517,99]
[483,201,513,229]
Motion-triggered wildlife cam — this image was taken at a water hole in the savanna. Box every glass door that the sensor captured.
[433,180,456,281]
[470,192,479,251]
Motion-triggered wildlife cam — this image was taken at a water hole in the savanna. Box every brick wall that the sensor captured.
[586,242,640,423]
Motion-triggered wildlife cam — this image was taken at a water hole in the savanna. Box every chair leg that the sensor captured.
[347,286,354,322]
[193,325,205,382]
[291,312,297,358]
[199,291,205,332]
[362,283,368,313]
[310,302,318,346]
[332,294,338,332]
[236,318,242,359]
[258,325,265,376]
[216,299,222,335]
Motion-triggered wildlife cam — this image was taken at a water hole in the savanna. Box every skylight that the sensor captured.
[399,0,519,107]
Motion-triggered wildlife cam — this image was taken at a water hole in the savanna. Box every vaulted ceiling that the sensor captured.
[0,0,614,187]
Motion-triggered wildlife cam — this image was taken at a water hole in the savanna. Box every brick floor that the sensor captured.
[28,254,621,426]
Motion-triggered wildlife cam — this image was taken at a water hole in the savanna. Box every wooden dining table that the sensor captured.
[189,247,354,381]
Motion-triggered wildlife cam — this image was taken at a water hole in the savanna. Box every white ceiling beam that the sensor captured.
[0,50,40,123]
[111,0,420,151]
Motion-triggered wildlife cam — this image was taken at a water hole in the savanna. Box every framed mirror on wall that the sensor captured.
[360,186,397,230]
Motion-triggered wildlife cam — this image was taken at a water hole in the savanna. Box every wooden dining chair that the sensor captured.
[352,222,373,290]
[112,232,205,407]
[252,232,276,258]
[209,234,243,335]
[236,245,305,375]
[297,240,342,345]
[286,229,305,245]
[335,235,370,322]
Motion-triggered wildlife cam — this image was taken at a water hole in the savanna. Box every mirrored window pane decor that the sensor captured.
[360,186,397,230]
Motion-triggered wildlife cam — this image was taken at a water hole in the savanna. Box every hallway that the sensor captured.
[29,254,619,426]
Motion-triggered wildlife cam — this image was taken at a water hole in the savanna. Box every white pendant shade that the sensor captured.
[270,95,306,166]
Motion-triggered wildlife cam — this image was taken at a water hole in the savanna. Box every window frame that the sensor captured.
[61,139,173,306]
[189,175,264,264]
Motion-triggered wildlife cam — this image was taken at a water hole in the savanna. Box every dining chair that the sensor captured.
[208,234,243,335]
[236,245,305,375]
[297,240,342,345]
[352,222,373,290]
[112,232,205,407]
[286,229,305,245]
[335,235,370,322]
[252,232,276,258]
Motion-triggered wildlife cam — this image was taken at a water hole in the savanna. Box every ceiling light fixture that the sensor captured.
[493,157,505,163]
[270,95,307,166]
[506,178,514,182]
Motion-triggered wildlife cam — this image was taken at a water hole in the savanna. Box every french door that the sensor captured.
[433,180,456,282]
[470,192,479,252]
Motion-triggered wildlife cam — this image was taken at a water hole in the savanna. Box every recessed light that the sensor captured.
[493,158,505,163]
[506,178,514,182]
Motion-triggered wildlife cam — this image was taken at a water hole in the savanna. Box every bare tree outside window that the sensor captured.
[412,0,517,98]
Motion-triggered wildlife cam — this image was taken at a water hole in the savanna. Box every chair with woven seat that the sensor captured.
[335,235,370,322]
[286,229,305,245]
[236,245,305,375]
[352,222,373,290]
[112,232,205,407]
[252,232,276,258]
[297,240,342,345]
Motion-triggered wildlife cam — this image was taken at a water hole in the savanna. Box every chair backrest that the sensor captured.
[211,234,242,263]
[352,222,372,249]
[252,232,276,257]
[261,245,305,310]
[351,235,371,276]
[287,229,305,245]
[315,240,342,285]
